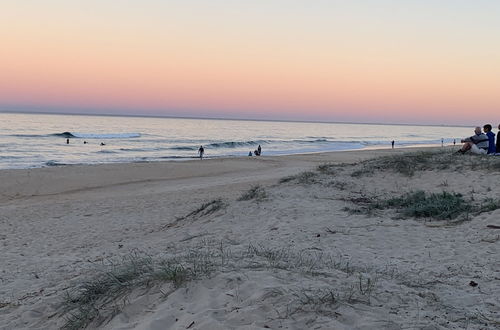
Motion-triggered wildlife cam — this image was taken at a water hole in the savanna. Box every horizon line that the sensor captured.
[0,109,470,128]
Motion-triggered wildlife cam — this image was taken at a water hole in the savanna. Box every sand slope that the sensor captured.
[1,148,499,329]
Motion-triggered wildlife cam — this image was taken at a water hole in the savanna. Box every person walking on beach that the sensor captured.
[483,124,496,154]
[198,145,204,160]
[257,144,262,156]
[457,127,489,154]
[391,140,395,149]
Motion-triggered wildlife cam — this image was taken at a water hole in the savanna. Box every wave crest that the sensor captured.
[206,140,267,148]
[53,132,141,139]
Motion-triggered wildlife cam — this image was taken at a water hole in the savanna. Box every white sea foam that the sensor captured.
[71,132,141,139]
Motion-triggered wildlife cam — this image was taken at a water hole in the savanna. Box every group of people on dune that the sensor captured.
[457,124,499,155]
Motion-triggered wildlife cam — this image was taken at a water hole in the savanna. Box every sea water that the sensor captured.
[0,112,472,169]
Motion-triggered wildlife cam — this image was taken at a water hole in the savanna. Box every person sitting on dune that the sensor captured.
[483,124,496,154]
[457,127,489,154]
[497,124,500,153]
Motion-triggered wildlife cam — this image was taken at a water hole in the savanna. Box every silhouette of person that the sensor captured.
[257,145,262,156]
[497,124,500,153]
[198,145,204,160]
[66,138,69,144]
[391,140,395,149]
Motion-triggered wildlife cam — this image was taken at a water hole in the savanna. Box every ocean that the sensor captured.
[0,112,471,169]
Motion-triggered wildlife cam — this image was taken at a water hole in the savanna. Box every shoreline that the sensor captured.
[0,146,447,203]
[0,143,452,171]
[1,143,446,170]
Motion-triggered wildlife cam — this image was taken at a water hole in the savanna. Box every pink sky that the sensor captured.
[1,1,499,125]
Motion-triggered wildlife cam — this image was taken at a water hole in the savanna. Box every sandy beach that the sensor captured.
[1,147,499,329]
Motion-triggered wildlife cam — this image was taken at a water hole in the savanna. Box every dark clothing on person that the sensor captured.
[497,132,500,153]
[485,131,496,154]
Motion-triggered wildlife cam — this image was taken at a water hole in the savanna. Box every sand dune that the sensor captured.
[1,147,499,329]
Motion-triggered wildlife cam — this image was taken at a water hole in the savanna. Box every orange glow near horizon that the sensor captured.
[1,1,499,124]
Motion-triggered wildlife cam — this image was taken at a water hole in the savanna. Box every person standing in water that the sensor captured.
[257,144,262,156]
[198,145,204,160]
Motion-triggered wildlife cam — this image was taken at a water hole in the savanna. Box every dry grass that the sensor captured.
[61,243,380,329]
[237,185,268,201]
[279,171,319,184]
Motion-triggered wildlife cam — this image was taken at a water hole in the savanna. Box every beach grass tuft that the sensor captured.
[350,151,500,178]
[184,198,227,218]
[279,171,318,184]
[351,151,446,177]
[164,198,228,229]
[61,243,376,328]
[477,198,500,213]
[343,190,477,221]
[238,185,268,201]
[317,163,338,175]
[62,251,216,329]
[385,191,472,220]
[343,190,500,222]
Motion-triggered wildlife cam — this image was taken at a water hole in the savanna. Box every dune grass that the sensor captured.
[350,151,500,178]
[279,151,500,187]
[478,198,500,213]
[317,163,339,175]
[351,151,450,177]
[183,198,227,218]
[61,243,379,329]
[238,185,268,201]
[343,190,500,222]
[62,250,217,329]
[279,171,318,184]
[386,191,472,220]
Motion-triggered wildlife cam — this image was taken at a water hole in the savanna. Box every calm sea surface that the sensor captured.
[0,112,471,169]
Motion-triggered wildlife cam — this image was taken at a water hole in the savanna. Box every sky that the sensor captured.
[1,0,499,125]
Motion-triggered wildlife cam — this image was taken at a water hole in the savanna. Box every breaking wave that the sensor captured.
[53,132,141,139]
[206,140,268,148]
[45,160,68,166]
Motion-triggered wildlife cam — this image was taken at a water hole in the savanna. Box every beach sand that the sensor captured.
[1,147,499,329]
